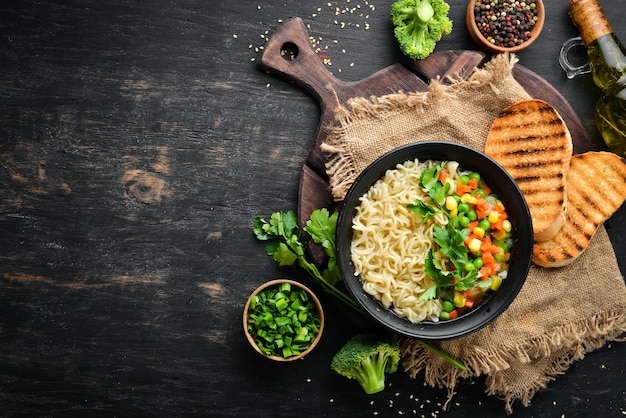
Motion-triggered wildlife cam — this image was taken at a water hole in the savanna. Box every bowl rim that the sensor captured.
[466,0,545,54]
[335,141,533,341]
[243,278,325,361]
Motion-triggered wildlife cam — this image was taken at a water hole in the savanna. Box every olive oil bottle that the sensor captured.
[569,0,626,157]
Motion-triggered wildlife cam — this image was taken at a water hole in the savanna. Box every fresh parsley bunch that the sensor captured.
[253,209,362,313]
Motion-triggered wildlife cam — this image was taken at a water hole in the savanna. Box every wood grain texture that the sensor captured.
[0,0,624,417]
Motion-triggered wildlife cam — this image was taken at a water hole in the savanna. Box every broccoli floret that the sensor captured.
[330,333,401,395]
[391,0,453,60]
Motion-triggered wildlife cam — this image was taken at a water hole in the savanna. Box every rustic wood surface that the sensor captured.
[0,0,624,417]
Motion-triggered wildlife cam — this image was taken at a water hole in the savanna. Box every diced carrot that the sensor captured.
[491,218,505,231]
[464,299,474,309]
[480,237,493,252]
[479,266,491,280]
[476,198,490,211]
[482,252,496,274]
[484,252,495,264]
[504,252,511,261]
[476,197,490,209]
[463,288,482,301]
[468,178,479,189]
[475,198,491,219]
[438,170,448,184]
[482,183,491,196]
[449,310,459,319]
[455,184,472,196]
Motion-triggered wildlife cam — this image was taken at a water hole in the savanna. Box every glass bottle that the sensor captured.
[567,0,626,157]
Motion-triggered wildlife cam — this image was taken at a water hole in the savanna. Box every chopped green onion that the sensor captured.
[247,282,321,358]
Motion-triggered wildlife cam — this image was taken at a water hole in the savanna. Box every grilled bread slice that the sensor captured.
[485,99,573,242]
[532,151,626,267]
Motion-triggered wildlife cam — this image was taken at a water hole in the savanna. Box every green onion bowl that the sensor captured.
[243,279,325,361]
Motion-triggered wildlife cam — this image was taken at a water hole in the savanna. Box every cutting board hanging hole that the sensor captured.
[281,42,299,61]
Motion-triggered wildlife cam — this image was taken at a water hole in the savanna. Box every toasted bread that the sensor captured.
[532,151,626,267]
[485,99,573,242]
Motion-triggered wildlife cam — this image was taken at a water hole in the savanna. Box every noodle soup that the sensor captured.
[351,159,512,324]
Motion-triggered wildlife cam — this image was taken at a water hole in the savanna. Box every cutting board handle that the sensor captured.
[259,18,345,108]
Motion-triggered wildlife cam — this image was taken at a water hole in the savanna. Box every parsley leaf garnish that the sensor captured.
[407,200,439,221]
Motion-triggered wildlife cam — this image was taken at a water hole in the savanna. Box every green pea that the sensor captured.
[459,216,470,228]
[479,219,491,231]
[464,261,475,272]
[458,202,469,213]
[460,175,470,185]
[473,257,484,269]
[442,300,455,312]
[467,209,477,221]
[469,172,481,181]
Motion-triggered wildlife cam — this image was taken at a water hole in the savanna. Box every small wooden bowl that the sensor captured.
[466,0,545,54]
[243,279,325,362]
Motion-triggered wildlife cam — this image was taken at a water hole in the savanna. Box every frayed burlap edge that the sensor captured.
[321,53,521,201]
[398,308,626,413]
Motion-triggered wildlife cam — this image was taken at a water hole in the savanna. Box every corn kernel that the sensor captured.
[449,208,458,217]
[502,220,512,232]
[468,237,482,252]
[460,193,472,203]
[488,211,499,223]
[445,196,458,211]
[473,227,485,239]
[453,291,465,308]
[490,276,503,291]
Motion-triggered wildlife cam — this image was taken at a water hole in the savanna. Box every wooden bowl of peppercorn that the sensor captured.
[466,0,544,54]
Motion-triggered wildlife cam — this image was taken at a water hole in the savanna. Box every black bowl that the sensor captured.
[336,141,533,340]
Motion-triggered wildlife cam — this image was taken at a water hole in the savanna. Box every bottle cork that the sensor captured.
[569,0,614,46]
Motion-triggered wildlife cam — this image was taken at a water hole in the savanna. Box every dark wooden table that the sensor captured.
[1,1,624,417]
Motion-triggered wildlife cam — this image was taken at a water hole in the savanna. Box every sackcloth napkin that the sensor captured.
[320,53,626,413]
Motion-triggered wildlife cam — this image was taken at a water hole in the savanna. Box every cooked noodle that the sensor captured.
[351,159,461,323]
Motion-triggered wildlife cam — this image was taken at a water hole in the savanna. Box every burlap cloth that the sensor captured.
[321,53,626,413]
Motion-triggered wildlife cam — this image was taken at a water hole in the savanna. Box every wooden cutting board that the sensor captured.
[259,17,592,264]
